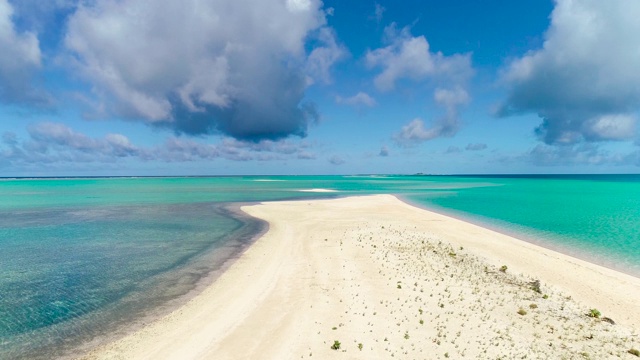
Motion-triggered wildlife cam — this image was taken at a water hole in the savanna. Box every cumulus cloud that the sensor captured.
[366,24,472,92]
[393,119,438,145]
[306,27,348,84]
[394,87,469,146]
[335,92,376,107]
[64,0,340,141]
[466,143,487,151]
[0,0,48,105]
[368,25,472,145]
[1,122,143,165]
[0,122,317,166]
[498,0,640,145]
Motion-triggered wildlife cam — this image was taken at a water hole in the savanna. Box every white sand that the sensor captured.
[80,195,640,359]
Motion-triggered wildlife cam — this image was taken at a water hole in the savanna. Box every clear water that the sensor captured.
[1,175,639,358]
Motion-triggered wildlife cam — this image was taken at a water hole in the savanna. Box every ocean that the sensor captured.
[1,175,639,358]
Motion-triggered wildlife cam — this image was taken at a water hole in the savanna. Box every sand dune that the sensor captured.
[80,195,640,359]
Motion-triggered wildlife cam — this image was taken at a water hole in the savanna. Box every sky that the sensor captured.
[1,0,640,176]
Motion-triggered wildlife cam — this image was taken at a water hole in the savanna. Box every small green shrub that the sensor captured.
[358,343,363,351]
[529,303,538,309]
[499,265,508,273]
[404,331,410,339]
[542,294,549,299]
[530,279,541,293]
[588,309,601,318]
[628,348,640,357]
[517,308,527,316]
[331,340,341,350]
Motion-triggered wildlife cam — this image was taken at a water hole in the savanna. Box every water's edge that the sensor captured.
[396,194,640,279]
[39,192,639,358]
[55,202,269,360]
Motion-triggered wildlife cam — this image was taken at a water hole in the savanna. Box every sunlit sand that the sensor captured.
[81,195,640,359]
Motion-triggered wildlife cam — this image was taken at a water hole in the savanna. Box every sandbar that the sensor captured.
[80,195,640,359]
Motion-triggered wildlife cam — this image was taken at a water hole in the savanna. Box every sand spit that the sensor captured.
[80,195,640,359]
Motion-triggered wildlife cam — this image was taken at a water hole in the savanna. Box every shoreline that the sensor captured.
[396,194,640,279]
[46,202,269,360]
[79,195,640,359]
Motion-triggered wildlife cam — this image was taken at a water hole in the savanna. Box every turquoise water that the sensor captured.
[0,175,639,358]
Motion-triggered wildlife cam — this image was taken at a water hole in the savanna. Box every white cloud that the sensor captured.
[64,0,337,141]
[0,0,46,104]
[368,24,473,145]
[366,24,472,91]
[286,0,312,12]
[393,118,441,145]
[335,92,376,107]
[305,27,347,84]
[394,87,469,146]
[499,0,640,145]
[1,122,316,166]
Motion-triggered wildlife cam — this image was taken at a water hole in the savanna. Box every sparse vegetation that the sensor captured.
[500,265,508,273]
[530,279,542,293]
[331,340,341,350]
[517,308,527,316]
[588,309,601,318]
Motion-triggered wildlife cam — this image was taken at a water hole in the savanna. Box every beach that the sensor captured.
[80,194,640,359]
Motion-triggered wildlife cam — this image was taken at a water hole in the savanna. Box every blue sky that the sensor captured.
[1,0,639,176]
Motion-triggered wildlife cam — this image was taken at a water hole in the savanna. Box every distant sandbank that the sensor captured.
[80,195,640,359]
